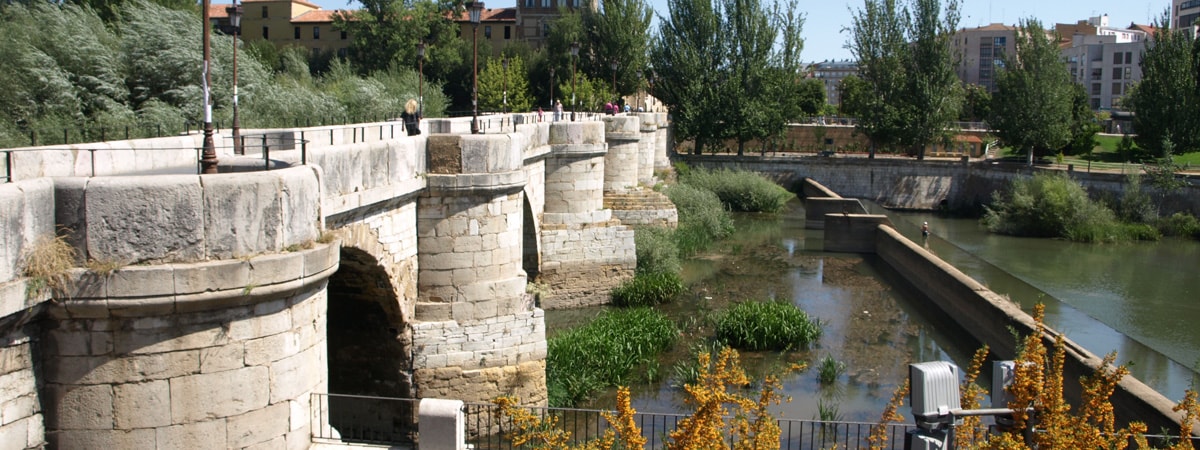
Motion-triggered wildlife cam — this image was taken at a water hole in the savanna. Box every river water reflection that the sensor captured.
[545,199,982,421]
[870,203,1200,402]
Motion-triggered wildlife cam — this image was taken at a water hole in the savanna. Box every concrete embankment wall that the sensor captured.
[806,177,1188,432]
[680,154,1200,215]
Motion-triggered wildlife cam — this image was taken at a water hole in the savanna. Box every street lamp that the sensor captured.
[417,41,425,115]
[570,41,579,121]
[502,57,509,116]
[549,67,555,109]
[200,0,217,173]
[610,60,618,109]
[226,1,243,155]
[469,1,484,134]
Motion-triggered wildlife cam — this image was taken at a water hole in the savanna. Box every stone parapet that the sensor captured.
[0,178,55,313]
[40,243,335,450]
[637,113,658,185]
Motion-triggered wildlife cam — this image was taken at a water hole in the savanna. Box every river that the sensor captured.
[871,203,1200,402]
[545,198,1198,421]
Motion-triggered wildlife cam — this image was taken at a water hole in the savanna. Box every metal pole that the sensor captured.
[549,67,555,109]
[231,2,243,155]
[471,21,479,134]
[199,0,218,174]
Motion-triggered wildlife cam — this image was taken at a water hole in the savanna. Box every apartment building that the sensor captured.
[808,60,858,106]
[1175,0,1200,29]
[951,23,1017,92]
[1058,15,1149,110]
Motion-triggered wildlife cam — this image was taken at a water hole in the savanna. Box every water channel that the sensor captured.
[545,197,1199,422]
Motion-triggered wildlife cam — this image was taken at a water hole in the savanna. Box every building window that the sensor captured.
[542,0,551,7]
[484,25,492,39]
[504,26,511,39]
[1113,52,1122,64]
[543,23,550,37]
[525,0,534,7]
[1091,98,1101,109]
[1112,67,1121,80]
[1125,67,1132,79]
[1112,82,1122,96]
[1092,83,1101,95]
[294,27,300,39]
[263,26,269,39]
[341,30,347,40]
[313,27,320,39]
[338,48,347,57]
[261,6,268,18]
[1124,51,1133,64]
[993,36,1006,47]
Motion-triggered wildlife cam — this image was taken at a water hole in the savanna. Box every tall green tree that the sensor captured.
[335,0,467,83]
[650,0,726,154]
[989,18,1074,166]
[581,0,654,97]
[1127,15,1200,156]
[479,55,533,112]
[1061,83,1100,156]
[899,0,961,159]
[846,0,908,156]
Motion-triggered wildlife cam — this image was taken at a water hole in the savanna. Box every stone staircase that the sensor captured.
[603,188,679,227]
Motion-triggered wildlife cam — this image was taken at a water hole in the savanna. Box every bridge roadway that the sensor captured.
[0,112,673,449]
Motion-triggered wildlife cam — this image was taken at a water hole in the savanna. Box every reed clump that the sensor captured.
[546,308,678,407]
[714,300,821,351]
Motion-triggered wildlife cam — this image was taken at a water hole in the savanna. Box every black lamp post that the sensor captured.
[417,41,425,115]
[549,67,555,109]
[469,2,484,134]
[502,57,509,116]
[226,1,243,155]
[610,60,618,109]
[570,41,579,121]
[200,0,217,173]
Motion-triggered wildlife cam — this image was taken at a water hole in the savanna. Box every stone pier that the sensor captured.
[637,113,658,185]
[412,134,547,406]
[603,116,679,228]
[536,122,636,309]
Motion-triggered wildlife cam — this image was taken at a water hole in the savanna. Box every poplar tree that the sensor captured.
[650,0,727,154]
[989,18,1073,166]
[846,0,908,156]
[1127,16,1200,156]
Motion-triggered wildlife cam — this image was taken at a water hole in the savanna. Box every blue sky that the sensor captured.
[307,0,1169,62]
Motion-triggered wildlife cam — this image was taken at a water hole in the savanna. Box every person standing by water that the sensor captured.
[553,100,563,122]
[921,221,930,237]
[401,99,421,136]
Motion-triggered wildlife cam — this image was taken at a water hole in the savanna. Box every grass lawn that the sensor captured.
[997,135,1200,173]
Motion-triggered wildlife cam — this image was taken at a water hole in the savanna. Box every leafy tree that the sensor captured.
[959,82,991,122]
[479,55,533,113]
[1127,15,1200,156]
[1061,83,1100,156]
[846,0,908,155]
[899,0,961,159]
[989,18,1073,166]
[649,0,726,154]
[794,77,826,116]
[580,0,654,97]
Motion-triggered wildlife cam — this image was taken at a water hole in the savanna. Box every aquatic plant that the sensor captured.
[665,183,734,256]
[611,271,684,307]
[816,355,846,386]
[715,300,821,351]
[678,167,795,213]
[633,226,681,275]
[546,308,678,407]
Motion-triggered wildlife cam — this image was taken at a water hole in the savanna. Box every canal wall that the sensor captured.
[806,178,1190,433]
[680,155,1200,215]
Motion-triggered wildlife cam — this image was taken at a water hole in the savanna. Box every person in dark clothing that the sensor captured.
[401,99,421,136]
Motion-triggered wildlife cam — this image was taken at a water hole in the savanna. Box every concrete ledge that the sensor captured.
[548,143,608,158]
[801,177,841,199]
[805,198,867,229]
[46,242,339,319]
[872,224,1187,432]
[424,171,526,196]
[822,214,892,252]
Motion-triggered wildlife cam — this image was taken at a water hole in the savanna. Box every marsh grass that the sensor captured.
[816,355,846,385]
[982,172,1159,243]
[715,300,821,351]
[611,272,684,307]
[546,308,678,406]
[678,167,794,213]
[665,184,733,256]
[633,226,680,275]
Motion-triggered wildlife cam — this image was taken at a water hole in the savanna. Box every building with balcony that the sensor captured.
[1057,15,1150,110]
[951,23,1017,93]
[1175,0,1200,29]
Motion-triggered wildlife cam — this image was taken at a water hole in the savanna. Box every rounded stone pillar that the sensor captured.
[538,122,635,309]
[413,134,547,406]
[655,112,670,167]
[602,116,642,192]
[637,113,658,185]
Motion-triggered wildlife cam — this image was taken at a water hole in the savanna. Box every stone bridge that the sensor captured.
[0,112,674,449]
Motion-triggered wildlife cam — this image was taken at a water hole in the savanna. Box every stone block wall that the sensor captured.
[40,242,336,449]
[0,323,44,450]
[537,223,635,309]
[602,116,641,192]
[654,113,670,171]
[637,114,657,185]
[410,309,546,405]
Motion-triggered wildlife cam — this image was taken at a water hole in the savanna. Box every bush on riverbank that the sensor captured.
[665,183,734,255]
[678,167,795,213]
[611,272,684,307]
[633,226,680,275]
[981,172,1159,243]
[715,300,821,351]
[546,308,678,407]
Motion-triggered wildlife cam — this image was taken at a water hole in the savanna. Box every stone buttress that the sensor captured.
[536,122,636,309]
[412,134,547,406]
[602,116,678,228]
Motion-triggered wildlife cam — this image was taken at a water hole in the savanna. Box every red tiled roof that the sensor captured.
[960,23,1015,32]
[1129,23,1157,35]
[209,3,232,18]
[450,7,517,23]
[293,10,341,23]
[242,0,321,8]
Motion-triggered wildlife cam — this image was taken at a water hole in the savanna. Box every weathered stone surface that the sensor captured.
[113,380,170,429]
[226,401,289,448]
[155,419,227,450]
[268,344,323,404]
[50,428,155,449]
[84,175,205,264]
[51,384,113,430]
[202,174,284,259]
[170,366,269,423]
